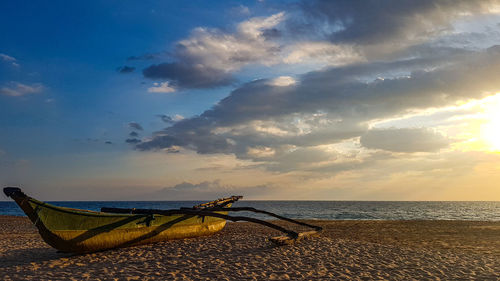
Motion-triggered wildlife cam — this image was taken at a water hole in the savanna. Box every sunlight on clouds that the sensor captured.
[267,76,296,87]
[237,12,285,39]
[369,93,500,153]
[147,82,176,93]
[283,42,364,66]
[247,146,275,158]
[448,93,500,152]
[480,94,500,151]
[252,121,290,136]
[173,12,285,74]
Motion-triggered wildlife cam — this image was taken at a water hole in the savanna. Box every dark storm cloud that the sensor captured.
[128,122,143,131]
[360,128,449,153]
[116,66,135,73]
[143,62,235,89]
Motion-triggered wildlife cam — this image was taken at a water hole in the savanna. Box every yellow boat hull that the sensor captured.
[10,193,229,253]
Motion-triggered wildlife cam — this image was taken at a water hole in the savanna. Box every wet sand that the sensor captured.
[0,215,499,280]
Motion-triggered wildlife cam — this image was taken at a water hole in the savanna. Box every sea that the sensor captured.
[1,200,499,221]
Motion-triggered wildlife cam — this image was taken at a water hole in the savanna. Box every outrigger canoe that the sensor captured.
[3,187,321,253]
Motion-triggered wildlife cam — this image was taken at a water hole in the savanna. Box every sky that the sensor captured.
[2,0,500,200]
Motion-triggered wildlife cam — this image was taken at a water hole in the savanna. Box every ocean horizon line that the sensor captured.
[1,199,500,202]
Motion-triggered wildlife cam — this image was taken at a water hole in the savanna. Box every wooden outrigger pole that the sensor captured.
[101,204,323,245]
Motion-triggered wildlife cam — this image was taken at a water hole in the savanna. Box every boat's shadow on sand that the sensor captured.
[0,233,278,269]
[1,247,76,268]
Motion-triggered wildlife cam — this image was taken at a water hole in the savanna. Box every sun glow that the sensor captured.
[480,94,500,151]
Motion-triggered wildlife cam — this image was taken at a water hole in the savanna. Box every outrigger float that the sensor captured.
[3,187,322,253]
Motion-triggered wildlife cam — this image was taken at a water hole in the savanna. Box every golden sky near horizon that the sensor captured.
[2,1,500,200]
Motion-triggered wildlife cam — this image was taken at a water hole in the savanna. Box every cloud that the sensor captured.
[128,122,143,131]
[0,82,43,97]
[125,138,141,144]
[0,53,16,62]
[127,53,161,61]
[147,82,176,93]
[230,5,251,16]
[142,12,285,89]
[150,180,269,200]
[294,0,500,46]
[105,141,113,145]
[143,62,235,89]
[360,128,449,153]
[0,53,20,68]
[137,46,500,168]
[157,114,184,124]
[116,66,135,73]
[129,131,139,137]
[250,146,342,173]
[157,114,173,123]
[132,2,500,179]
[266,76,296,87]
[283,41,364,65]
[139,1,500,91]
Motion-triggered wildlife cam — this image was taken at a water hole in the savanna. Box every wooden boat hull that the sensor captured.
[7,190,230,253]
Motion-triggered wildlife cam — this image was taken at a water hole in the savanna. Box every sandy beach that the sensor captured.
[0,216,498,280]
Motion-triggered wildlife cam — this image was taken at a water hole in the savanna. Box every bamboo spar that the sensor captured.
[101,205,323,244]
